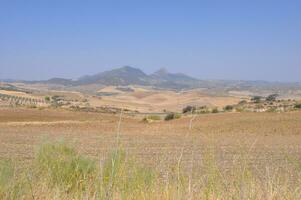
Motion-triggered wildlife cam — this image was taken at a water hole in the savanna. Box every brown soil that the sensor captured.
[1,108,301,170]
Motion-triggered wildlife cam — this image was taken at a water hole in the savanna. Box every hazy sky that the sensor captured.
[1,0,301,81]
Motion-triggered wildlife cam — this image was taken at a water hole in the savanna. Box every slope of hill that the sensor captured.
[44,78,73,85]
[76,66,150,86]
[74,66,201,90]
[150,68,198,82]
[3,66,301,97]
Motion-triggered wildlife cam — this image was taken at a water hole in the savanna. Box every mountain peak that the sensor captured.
[77,66,148,86]
[70,66,200,89]
[119,66,141,71]
[154,68,168,75]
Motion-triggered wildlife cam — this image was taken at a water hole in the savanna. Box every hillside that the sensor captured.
[76,66,150,86]
[75,66,200,89]
[3,66,301,97]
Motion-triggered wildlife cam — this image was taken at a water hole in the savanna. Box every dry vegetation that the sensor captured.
[0,107,301,199]
[0,84,241,113]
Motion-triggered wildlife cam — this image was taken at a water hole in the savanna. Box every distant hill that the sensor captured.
[44,78,73,85]
[9,66,199,89]
[74,66,200,89]
[151,68,198,82]
[3,66,301,96]
[22,78,73,86]
[77,66,150,86]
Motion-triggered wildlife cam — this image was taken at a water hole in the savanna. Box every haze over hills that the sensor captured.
[77,66,150,86]
[76,66,203,90]
[2,66,301,97]
[20,66,202,90]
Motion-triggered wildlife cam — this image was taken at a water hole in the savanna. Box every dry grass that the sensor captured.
[1,140,301,199]
[1,108,301,199]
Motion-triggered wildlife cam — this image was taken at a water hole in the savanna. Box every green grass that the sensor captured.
[1,141,301,199]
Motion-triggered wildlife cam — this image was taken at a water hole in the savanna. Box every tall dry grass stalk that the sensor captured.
[176,111,198,199]
[1,140,301,199]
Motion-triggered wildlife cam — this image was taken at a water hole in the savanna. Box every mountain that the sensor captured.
[151,68,198,82]
[45,78,73,85]
[149,68,201,89]
[22,78,73,86]
[5,66,301,95]
[5,66,199,90]
[75,66,199,89]
[76,66,150,86]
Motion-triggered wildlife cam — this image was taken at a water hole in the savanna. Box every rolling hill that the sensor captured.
[3,66,301,97]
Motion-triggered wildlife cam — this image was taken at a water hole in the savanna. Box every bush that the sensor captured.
[266,94,279,102]
[295,103,301,109]
[224,105,234,111]
[251,96,262,103]
[212,108,219,113]
[165,113,181,121]
[238,100,247,105]
[235,107,244,112]
[182,105,196,114]
[197,106,210,114]
[45,96,50,101]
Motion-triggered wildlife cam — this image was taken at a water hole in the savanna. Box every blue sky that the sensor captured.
[0,0,300,81]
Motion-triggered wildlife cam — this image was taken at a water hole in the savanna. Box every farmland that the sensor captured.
[1,107,301,199]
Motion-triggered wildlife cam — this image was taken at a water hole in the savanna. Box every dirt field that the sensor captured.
[90,86,242,112]
[1,107,301,171]
[1,84,242,112]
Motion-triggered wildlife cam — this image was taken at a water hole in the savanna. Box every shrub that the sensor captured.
[198,106,210,114]
[224,105,234,111]
[165,113,181,121]
[266,94,279,102]
[295,103,301,109]
[235,107,244,112]
[238,100,247,105]
[251,96,262,103]
[212,108,219,113]
[45,96,50,101]
[182,105,196,114]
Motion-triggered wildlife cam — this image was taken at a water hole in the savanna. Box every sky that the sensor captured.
[0,0,301,82]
